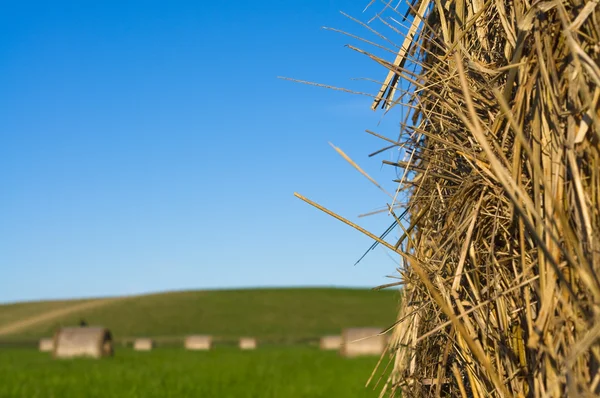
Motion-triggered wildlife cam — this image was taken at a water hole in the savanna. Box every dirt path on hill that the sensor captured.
[0,297,123,337]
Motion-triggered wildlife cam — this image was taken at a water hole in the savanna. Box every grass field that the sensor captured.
[0,347,388,398]
[0,299,91,330]
[0,288,399,341]
[0,289,397,397]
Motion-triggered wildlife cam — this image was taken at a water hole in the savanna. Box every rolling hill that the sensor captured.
[0,288,400,342]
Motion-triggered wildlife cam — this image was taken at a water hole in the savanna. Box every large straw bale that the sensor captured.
[38,338,54,352]
[292,0,600,395]
[340,328,385,357]
[53,327,113,359]
[133,338,154,351]
[184,335,212,351]
[319,335,342,350]
[239,337,257,350]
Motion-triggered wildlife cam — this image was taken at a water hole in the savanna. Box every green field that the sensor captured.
[1,288,399,341]
[0,347,390,398]
[0,288,398,397]
[0,299,91,329]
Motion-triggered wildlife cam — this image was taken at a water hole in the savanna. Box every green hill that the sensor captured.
[0,288,400,341]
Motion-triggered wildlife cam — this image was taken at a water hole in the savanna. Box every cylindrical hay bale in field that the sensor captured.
[133,338,154,351]
[239,337,257,350]
[340,328,385,357]
[39,338,54,352]
[320,335,342,350]
[184,335,212,351]
[53,327,113,359]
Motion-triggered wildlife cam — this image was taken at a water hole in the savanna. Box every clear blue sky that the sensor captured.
[0,0,407,303]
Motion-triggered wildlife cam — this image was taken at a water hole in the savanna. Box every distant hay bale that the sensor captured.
[184,335,212,351]
[38,338,54,352]
[319,335,342,350]
[340,328,385,357]
[239,337,257,350]
[133,338,154,351]
[53,327,113,359]
[384,333,392,347]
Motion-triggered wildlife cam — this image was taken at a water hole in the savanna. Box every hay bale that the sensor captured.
[340,328,385,357]
[300,0,600,395]
[319,335,342,350]
[239,337,257,350]
[133,338,154,351]
[184,335,212,351]
[53,327,113,359]
[38,338,54,352]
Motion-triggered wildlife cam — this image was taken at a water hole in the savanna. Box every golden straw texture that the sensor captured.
[294,0,600,396]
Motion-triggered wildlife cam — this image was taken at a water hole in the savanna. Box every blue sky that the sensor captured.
[0,0,407,303]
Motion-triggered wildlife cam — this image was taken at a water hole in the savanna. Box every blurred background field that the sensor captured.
[0,288,398,342]
[0,288,397,396]
[0,347,383,398]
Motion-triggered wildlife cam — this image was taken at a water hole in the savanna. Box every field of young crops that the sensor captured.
[0,346,386,398]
